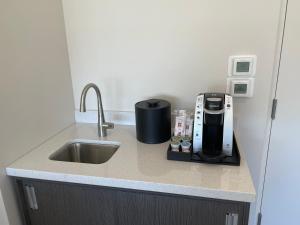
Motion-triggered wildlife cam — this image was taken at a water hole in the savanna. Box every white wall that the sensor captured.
[0,0,75,224]
[62,1,282,224]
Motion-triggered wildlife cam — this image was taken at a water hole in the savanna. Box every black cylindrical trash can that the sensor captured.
[135,99,171,144]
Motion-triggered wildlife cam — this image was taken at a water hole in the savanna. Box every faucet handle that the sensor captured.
[102,122,114,129]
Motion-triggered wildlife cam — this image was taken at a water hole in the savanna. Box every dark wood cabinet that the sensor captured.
[15,178,249,225]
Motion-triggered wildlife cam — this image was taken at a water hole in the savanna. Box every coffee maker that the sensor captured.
[193,93,233,157]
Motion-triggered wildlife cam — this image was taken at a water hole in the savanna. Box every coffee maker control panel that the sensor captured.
[193,94,204,153]
[222,95,233,156]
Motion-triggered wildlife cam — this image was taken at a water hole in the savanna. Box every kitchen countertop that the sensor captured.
[6,123,256,202]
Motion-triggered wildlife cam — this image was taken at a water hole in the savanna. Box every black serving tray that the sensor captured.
[167,134,240,166]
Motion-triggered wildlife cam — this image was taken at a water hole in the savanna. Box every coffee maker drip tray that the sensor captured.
[167,134,240,166]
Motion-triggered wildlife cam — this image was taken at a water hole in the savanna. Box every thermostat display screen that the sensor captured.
[234,83,248,94]
[236,62,250,73]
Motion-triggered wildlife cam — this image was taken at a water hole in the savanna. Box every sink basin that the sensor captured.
[49,140,119,164]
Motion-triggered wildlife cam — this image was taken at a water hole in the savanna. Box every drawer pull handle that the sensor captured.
[24,185,38,210]
[225,213,238,225]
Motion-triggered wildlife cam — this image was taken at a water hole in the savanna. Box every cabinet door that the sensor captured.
[155,194,249,225]
[114,190,157,225]
[19,179,117,225]
[17,179,249,225]
[114,189,249,225]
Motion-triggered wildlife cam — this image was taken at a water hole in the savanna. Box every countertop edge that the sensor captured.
[6,167,256,203]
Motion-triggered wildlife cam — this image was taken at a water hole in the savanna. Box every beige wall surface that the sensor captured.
[62,1,282,224]
[0,0,75,224]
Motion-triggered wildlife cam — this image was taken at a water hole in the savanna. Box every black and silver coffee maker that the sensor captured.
[193,93,233,157]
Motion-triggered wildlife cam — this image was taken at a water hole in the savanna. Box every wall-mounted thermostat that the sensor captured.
[228,55,257,76]
[227,78,254,97]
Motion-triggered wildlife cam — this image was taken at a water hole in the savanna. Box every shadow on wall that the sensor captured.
[0,168,21,225]
[0,190,9,225]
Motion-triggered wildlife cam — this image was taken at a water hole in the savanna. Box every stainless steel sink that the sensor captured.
[49,140,119,164]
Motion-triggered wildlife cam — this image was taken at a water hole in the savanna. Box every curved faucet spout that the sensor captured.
[79,83,114,137]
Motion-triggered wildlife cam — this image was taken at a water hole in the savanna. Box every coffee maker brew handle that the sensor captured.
[203,108,225,115]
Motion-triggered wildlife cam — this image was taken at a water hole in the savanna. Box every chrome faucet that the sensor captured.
[80,83,114,137]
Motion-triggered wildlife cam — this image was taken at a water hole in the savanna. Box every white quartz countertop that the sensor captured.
[6,123,256,202]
